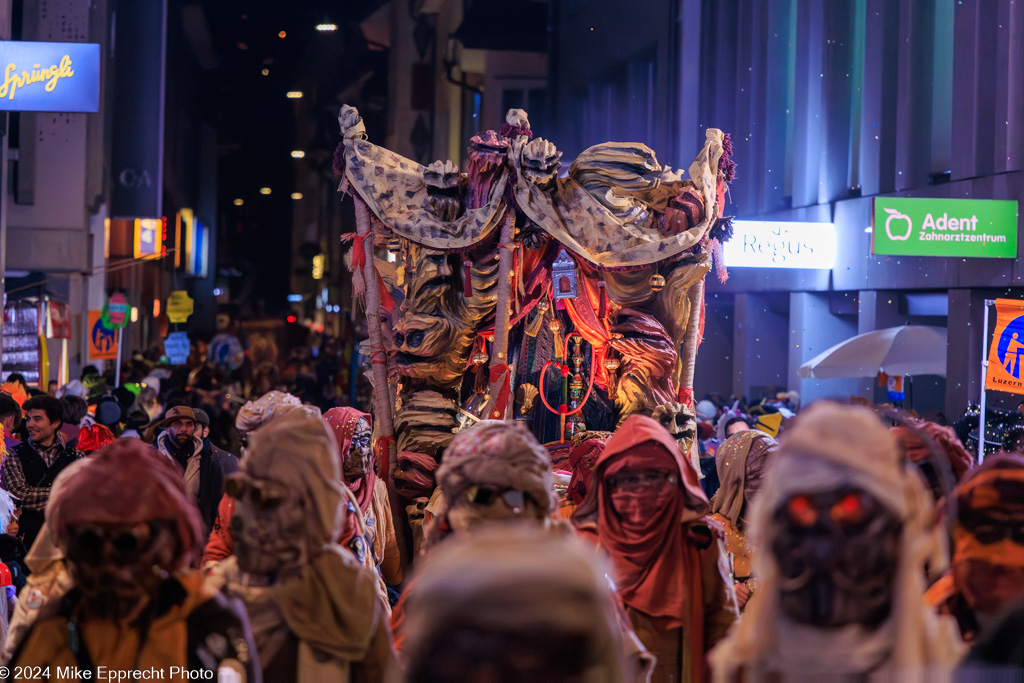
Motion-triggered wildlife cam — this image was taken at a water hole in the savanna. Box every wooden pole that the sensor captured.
[353,197,398,473]
[484,210,516,420]
[680,278,704,468]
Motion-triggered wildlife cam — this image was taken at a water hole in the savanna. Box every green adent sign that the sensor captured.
[872,197,1018,258]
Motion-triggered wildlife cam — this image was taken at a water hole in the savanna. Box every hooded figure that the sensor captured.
[709,430,778,610]
[202,392,368,580]
[9,440,257,679]
[891,421,974,503]
[562,436,608,517]
[710,402,963,681]
[223,411,395,680]
[925,452,1024,643]
[429,420,558,543]
[572,414,738,683]
[324,407,401,586]
[402,525,631,682]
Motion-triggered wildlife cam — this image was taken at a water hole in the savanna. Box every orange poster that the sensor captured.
[87,310,118,361]
[985,299,1024,395]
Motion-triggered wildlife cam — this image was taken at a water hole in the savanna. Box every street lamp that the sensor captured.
[286,91,303,99]
[260,187,271,195]
[291,150,305,158]
[316,23,337,31]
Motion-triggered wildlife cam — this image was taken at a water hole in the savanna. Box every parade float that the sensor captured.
[335,104,734,543]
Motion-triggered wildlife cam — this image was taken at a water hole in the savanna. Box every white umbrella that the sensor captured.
[797,325,947,379]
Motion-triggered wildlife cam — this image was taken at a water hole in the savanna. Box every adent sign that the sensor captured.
[872,197,1018,258]
[0,41,100,113]
[723,221,836,269]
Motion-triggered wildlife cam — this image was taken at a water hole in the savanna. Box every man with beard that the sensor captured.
[8,439,257,679]
[710,402,962,680]
[222,410,395,679]
[1,396,82,551]
[155,406,236,533]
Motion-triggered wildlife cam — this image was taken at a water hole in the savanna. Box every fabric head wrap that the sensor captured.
[710,402,963,679]
[244,411,345,547]
[437,420,557,516]
[712,429,777,528]
[235,391,309,433]
[323,407,375,514]
[566,437,607,506]
[892,421,974,485]
[403,524,628,680]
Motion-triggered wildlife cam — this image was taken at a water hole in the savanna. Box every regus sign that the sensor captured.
[723,221,836,269]
[872,197,1018,258]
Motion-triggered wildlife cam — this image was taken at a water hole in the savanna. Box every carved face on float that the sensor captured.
[343,417,373,482]
[65,520,180,621]
[769,486,902,629]
[227,472,310,576]
[404,246,453,310]
[392,311,462,384]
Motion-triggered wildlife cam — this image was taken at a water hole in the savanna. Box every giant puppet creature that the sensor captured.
[335,105,734,542]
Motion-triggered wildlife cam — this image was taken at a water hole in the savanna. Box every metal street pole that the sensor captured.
[979,299,993,465]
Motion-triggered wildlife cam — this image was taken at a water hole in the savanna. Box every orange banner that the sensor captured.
[985,299,1024,395]
[87,310,118,361]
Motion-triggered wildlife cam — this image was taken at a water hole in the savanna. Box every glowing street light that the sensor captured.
[286,91,303,99]
[290,150,305,158]
[278,31,287,38]
[261,68,269,76]
[291,192,303,200]
[316,23,337,31]
[233,198,244,206]
[260,187,272,195]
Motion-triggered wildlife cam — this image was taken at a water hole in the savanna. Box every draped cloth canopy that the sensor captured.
[338,104,726,269]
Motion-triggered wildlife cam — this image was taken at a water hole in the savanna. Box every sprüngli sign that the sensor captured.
[0,41,100,112]
[872,197,1018,258]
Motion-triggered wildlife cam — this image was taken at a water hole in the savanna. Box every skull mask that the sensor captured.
[769,487,902,629]
[343,417,373,483]
[66,520,181,622]
[227,472,310,577]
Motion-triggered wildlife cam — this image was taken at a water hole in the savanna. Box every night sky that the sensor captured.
[196,0,386,316]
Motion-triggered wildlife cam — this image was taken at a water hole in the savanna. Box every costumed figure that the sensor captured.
[709,430,778,611]
[324,407,402,586]
[891,420,974,504]
[392,420,652,677]
[925,452,1024,644]
[9,440,257,680]
[3,459,91,663]
[572,414,739,683]
[221,411,395,680]
[401,524,634,681]
[335,104,734,561]
[710,402,963,681]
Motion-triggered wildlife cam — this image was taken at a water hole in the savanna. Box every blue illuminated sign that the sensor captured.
[0,41,100,113]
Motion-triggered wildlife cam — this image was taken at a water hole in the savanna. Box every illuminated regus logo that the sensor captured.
[0,41,99,113]
[723,220,836,270]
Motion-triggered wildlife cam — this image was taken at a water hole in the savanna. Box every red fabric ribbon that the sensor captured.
[489,363,511,419]
[342,233,366,269]
[377,434,396,479]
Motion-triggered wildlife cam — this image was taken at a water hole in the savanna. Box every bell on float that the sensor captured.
[604,357,621,372]
[387,238,402,254]
[472,352,489,365]
[649,273,666,292]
